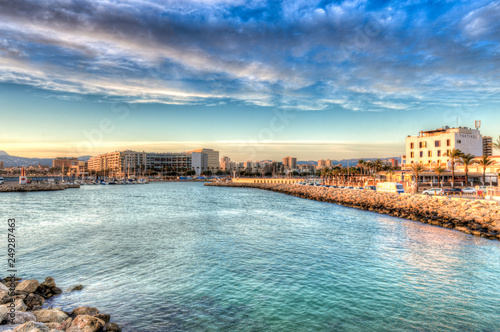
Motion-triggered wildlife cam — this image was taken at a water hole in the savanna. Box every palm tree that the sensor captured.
[459,153,476,186]
[410,163,425,193]
[386,169,394,182]
[358,159,365,175]
[433,166,446,187]
[492,136,500,150]
[477,155,495,184]
[445,148,463,187]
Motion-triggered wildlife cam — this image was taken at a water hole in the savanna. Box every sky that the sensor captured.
[0,0,499,161]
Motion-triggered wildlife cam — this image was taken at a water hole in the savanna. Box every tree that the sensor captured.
[433,166,446,187]
[459,153,476,186]
[492,136,500,150]
[477,155,495,184]
[410,163,425,193]
[445,148,463,187]
[358,159,365,175]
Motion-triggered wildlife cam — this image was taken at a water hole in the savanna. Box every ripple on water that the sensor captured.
[1,182,499,332]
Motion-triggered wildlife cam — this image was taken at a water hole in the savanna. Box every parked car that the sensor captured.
[364,186,376,191]
[422,188,444,195]
[0,177,4,185]
[444,188,462,195]
[462,187,477,194]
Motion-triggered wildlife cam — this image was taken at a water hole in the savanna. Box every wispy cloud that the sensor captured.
[0,0,499,111]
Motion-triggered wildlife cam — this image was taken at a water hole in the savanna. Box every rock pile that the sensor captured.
[0,277,121,332]
[206,182,500,240]
[0,184,80,192]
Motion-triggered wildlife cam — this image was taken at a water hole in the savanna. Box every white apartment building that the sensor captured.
[192,152,208,175]
[188,148,220,170]
[403,126,484,168]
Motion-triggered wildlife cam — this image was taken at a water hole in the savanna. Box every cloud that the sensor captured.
[0,0,499,111]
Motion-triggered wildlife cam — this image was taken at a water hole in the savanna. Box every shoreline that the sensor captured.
[206,182,500,241]
[0,276,121,331]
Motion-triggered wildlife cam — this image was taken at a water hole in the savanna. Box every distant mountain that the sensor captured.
[0,152,93,167]
[298,157,401,168]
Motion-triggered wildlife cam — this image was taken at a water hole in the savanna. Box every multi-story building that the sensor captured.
[187,148,219,171]
[88,150,192,176]
[221,156,231,171]
[483,136,493,156]
[317,159,332,169]
[283,156,297,170]
[192,152,208,175]
[403,126,484,168]
[52,157,79,169]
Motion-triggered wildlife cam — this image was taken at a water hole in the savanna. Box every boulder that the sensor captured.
[14,298,27,311]
[0,304,9,323]
[15,280,39,294]
[24,293,45,310]
[103,323,121,332]
[11,311,36,324]
[13,321,50,332]
[71,307,99,317]
[33,309,69,323]
[0,282,10,296]
[94,314,110,324]
[70,315,105,332]
[40,277,56,289]
[66,285,84,292]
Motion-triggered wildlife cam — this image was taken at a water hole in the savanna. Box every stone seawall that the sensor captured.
[0,184,80,192]
[206,182,500,241]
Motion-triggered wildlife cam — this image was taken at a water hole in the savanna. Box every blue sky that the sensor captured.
[0,0,499,160]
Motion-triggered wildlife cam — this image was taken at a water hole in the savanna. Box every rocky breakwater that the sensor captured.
[206,182,500,241]
[0,184,80,192]
[0,277,121,332]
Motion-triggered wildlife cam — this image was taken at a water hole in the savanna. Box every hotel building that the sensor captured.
[88,150,192,176]
[403,126,484,168]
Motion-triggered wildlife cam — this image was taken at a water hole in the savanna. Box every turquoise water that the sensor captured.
[1,182,499,331]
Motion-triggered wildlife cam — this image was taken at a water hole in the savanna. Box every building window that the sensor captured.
[435,140,441,147]
[419,151,423,158]
[419,142,427,148]
[447,139,451,146]
[428,151,432,157]
[410,143,414,149]
[437,150,441,157]
[457,140,461,144]
[410,152,414,158]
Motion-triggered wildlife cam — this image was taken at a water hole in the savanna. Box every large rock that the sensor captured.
[11,311,36,324]
[103,323,121,332]
[0,304,9,323]
[15,280,39,294]
[13,321,49,332]
[40,277,56,289]
[70,315,105,332]
[94,314,110,324]
[24,293,45,310]
[71,307,99,316]
[33,309,69,323]
[66,285,84,292]
[0,282,10,295]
